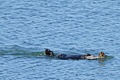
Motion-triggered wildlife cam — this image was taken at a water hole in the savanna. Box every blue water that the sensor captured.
[0,0,120,80]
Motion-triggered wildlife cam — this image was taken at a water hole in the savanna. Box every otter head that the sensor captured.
[98,52,105,58]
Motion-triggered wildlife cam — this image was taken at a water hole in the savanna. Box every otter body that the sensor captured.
[56,54,86,60]
[44,49,105,60]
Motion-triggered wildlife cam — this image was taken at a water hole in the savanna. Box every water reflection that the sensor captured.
[98,56,113,66]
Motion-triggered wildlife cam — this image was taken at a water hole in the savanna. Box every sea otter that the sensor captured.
[44,49,106,60]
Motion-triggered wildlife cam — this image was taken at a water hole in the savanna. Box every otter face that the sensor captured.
[99,52,105,58]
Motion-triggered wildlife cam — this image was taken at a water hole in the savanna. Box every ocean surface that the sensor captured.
[0,0,120,80]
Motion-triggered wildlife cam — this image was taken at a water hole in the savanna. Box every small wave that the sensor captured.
[0,45,44,57]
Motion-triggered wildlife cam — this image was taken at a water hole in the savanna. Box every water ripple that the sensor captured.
[0,0,120,80]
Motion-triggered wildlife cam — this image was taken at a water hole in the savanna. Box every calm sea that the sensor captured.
[0,0,120,80]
